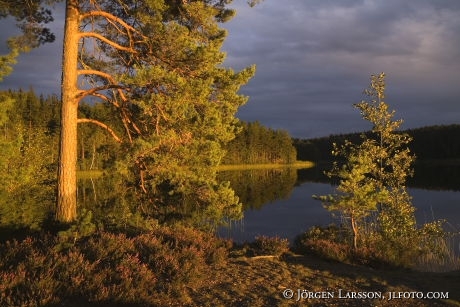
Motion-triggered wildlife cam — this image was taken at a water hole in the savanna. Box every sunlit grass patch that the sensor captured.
[218,160,314,171]
[76,170,103,179]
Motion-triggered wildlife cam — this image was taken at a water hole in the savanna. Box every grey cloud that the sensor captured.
[222,0,460,137]
[0,1,459,139]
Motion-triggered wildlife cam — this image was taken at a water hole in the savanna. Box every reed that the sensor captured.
[415,234,460,272]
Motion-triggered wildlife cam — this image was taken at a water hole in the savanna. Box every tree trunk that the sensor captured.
[351,215,358,250]
[56,0,80,223]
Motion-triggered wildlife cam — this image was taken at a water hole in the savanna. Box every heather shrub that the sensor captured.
[252,235,289,256]
[294,225,350,254]
[0,226,230,307]
[294,223,458,270]
[295,237,351,263]
[0,236,61,307]
[133,225,228,298]
[78,232,137,266]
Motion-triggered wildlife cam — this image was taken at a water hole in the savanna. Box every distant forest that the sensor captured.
[294,125,460,163]
[222,121,297,165]
[4,88,458,170]
[0,89,297,172]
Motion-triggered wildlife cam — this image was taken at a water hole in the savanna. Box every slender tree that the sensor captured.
[315,73,416,249]
[315,139,387,249]
[354,73,416,241]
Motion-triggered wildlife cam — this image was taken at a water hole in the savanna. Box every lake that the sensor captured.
[217,163,460,251]
[72,161,460,254]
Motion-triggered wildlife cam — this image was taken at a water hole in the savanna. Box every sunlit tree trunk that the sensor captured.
[56,0,80,222]
[351,215,358,250]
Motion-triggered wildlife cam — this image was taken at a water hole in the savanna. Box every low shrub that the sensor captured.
[0,225,230,307]
[294,223,459,271]
[251,235,289,256]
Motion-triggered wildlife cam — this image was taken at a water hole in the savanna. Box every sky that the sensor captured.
[1,0,460,139]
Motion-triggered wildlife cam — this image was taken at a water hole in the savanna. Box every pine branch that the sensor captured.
[78,69,128,102]
[79,32,136,53]
[76,84,128,100]
[80,10,140,34]
[77,118,122,143]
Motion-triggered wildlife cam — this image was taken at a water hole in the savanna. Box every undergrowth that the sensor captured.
[294,224,460,271]
[0,225,229,307]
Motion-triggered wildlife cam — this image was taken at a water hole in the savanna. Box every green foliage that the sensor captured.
[0,90,58,231]
[223,121,297,165]
[314,73,417,249]
[104,1,256,228]
[353,73,417,241]
[311,73,453,269]
[0,48,19,82]
[57,209,97,250]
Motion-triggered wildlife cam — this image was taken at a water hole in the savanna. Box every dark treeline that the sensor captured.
[294,124,460,163]
[0,89,301,231]
[2,89,297,171]
[1,88,61,137]
[222,121,297,165]
[0,89,121,172]
[293,125,460,191]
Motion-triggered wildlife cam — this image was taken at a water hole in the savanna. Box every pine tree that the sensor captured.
[56,0,254,223]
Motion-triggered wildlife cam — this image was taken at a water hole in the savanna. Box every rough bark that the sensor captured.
[351,215,358,250]
[56,0,80,222]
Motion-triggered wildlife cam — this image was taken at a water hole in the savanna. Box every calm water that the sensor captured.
[73,162,460,251]
[217,164,460,246]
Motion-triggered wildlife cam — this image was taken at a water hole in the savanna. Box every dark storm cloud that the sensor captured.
[0,3,64,95]
[221,0,460,137]
[0,1,459,138]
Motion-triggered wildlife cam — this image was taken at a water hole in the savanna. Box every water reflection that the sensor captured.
[218,163,460,244]
[408,162,460,191]
[74,162,460,245]
[217,168,297,210]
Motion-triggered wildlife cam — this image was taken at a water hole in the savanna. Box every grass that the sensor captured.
[217,160,314,171]
[76,170,104,179]
[76,161,314,177]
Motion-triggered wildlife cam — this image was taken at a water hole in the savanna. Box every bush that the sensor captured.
[294,225,351,254]
[294,225,402,268]
[0,226,230,306]
[294,223,459,271]
[251,235,289,256]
